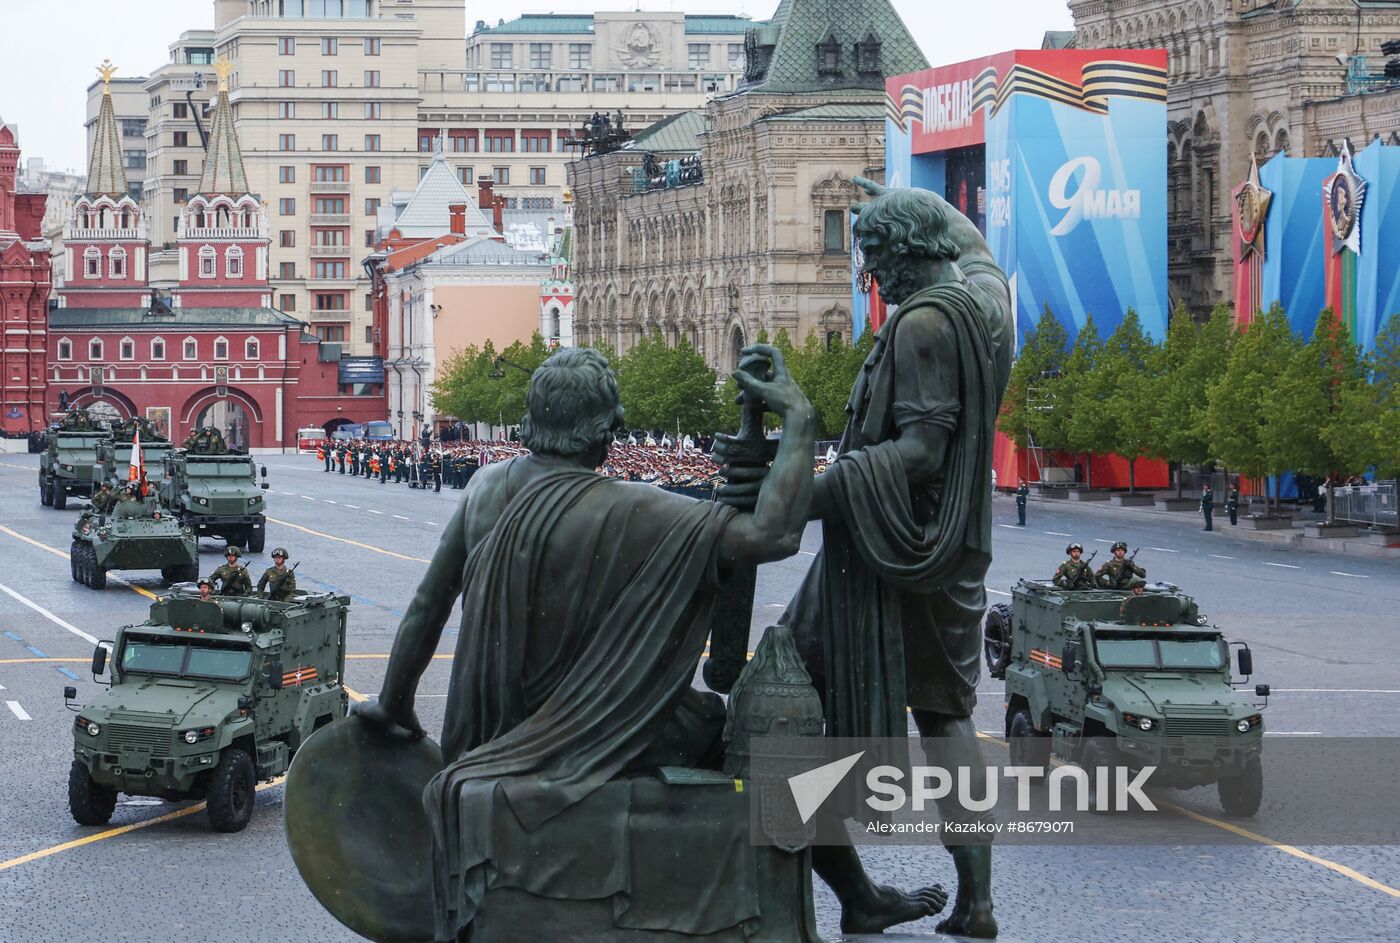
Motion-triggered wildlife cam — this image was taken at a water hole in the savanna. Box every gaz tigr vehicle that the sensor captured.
[984,579,1271,817]
[64,588,350,832]
[161,451,270,552]
[39,430,108,509]
[71,498,200,589]
[96,437,174,488]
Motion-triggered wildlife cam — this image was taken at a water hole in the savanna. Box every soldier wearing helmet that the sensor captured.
[1096,541,1146,590]
[1053,542,1095,589]
[207,545,253,596]
[257,547,298,601]
[196,577,214,602]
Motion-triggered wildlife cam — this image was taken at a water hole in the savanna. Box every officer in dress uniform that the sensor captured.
[1226,485,1240,526]
[1015,477,1029,526]
[1053,543,1095,589]
[1201,483,1215,531]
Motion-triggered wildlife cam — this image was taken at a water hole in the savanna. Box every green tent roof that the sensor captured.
[739,0,928,95]
[629,110,711,153]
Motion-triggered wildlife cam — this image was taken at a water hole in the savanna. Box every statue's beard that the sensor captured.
[872,266,921,308]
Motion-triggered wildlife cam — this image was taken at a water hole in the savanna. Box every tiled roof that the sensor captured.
[49,307,302,328]
[198,87,249,194]
[423,236,551,267]
[1041,30,1077,50]
[628,110,711,153]
[760,101,884,121]
[740,0,928,95]
[87,86,128,197]
[392,143,494,238]
[684,16,760,35]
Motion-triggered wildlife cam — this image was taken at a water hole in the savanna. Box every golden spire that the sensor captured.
[96,59,118,91]
[212,58,234,93]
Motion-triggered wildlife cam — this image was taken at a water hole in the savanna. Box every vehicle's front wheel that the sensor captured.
[89,554,107,590]
[68,760,117,826]
[53,486,67,510]
[40,477,52,506]
[247,527,265,554]
[70,541,82,583]
[1217,757,1263,818]
[1008,707,1051,774]
[206,748,255,832]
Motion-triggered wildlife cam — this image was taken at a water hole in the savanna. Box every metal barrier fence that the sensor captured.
[1330,480,1399,529]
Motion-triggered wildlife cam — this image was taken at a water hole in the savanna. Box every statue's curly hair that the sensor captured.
[520,347,625,458]
[852,188,958,262]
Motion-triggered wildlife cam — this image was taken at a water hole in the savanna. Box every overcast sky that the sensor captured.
[0,0,1072,172]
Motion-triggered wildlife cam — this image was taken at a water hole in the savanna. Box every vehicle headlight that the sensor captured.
[184,730,199,744]
[247,497,260,506]
[86,721,100,737]
[181,726,215,744]
[1122,712,1156,732]
[1139,717,1155,731]
[62,463,73,471]
[194,496,209,506]
[1236,717,1262,733]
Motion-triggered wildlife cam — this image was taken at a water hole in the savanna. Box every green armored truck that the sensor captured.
[39,430,108,510]
[161,450,270,552]
[64,588,349,832]
[96,436,174,488]
[71,495,200,589]
[984,579,1270,817]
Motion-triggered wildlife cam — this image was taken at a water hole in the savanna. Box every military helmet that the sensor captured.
[1111,540,1128,552]
[197,577,212,587]
[1066,542,1083,554]
[224,544,242,557]
[271,547,289,558]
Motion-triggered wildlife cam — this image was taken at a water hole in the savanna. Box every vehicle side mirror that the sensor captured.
[1237,647,1253,677]
[237,695,254,711]
[91,645,108,676]
[1255,684,1270,698]
[260,466,268,477]
[261,482,270,490]
[267,658,284,690]
[1061,640,1080,674]
[64,685,78,701]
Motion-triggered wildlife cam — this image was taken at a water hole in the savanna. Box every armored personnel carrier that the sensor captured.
[64,588,349,832]
[71,496,200,589]
[984,579,1270,816]
[39,429,108,510]
[160,449,270,552]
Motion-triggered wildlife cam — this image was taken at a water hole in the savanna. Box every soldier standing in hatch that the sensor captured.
[257,547,298,601]
[1226,484,1240,526]
[1096,541,1146,589]
[1201,482,1215,531]
[1014,477,1028,526]
[208,545,253,597]
[1053,543,1095,589]
[90,482,117,516]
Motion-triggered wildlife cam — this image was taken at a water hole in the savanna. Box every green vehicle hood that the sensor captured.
[99,679,243,727]
[1103,672,1242,716]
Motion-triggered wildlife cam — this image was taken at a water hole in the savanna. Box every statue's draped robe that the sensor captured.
[423,468,736,940]
[787,262,1012,738]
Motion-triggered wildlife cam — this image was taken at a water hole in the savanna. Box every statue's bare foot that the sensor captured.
[840,882,948,934]
[935,901,997,938]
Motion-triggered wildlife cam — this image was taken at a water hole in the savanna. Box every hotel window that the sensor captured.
[279,293,297,311]
[490,43,512,69]
[364,37,381,56]
[173,158,189,175]
[183,338,198,360]
[364,133,381,151]
[529,43,552,69]
[522,132,550,153]
[493,166,510,185]
[315,325,347,342]
[363,69,381,87]
[529,166,546,186]
[279,230,295,247]
[364,229,376,247]
[109,247,127,278]
[321,37,338,55]
[592,75,619,92]
[322,101,339,119]
[174,187,189,204]
[314,293,348,312]
[322,134,339,151]
[226,246,244,277]
[568,43,591,70]
[119,338,135,361]
[364,165,381,183]
[457,166,473,185]
[198,246,217,277]
[279,69,295,87]
[279,197,296,215]
[314,196,346,214]
[314,260,348,279]
[418,132,435,152]
[58,339,72,360]
[173,102,189,119]
[485,132,514,153]
[279,165,295,183]
[364,101,380,120]
[688,44,710,69]
[279,100,296,119]
[279,37,295,56]
[83,247,101,278]
[214,338,229,360]
[315,165,348,182]
[279,261,296,279]
[89,339,104,361]
[279,133,296,151]
[173,131,189,147]
[364,197,380,215]
[150,338,165,360]
[728,44,744,69]
[321,70,338,87]
[246,338,260,360]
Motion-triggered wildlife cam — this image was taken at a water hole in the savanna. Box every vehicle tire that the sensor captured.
[53,487,67,510]
[68,759,117,826]
[247,527,265,554]
[1008,707,1051,774]
[41,477,52,506]
[89,555,107,591]
[1080,737,1117,813]
[206,748,255,832]
[71,541,82,583]
[1217,757,1263,818]
[983,603,1013,680]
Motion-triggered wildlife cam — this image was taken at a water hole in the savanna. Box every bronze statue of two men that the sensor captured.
[338,179,1013,940]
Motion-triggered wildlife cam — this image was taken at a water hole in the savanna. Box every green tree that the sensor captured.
[614,330,721,435]
[1147,304,1238,496]
[490,333,551,429]
[430,339,499,429]
[997,305,1069,462]
[1094,309,1158,493]
[1367,313,1400,478]
[1046,314,1101,484]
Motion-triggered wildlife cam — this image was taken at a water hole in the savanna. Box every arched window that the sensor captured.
[109,246,127,279]
[226,245,244,278]
[198,245,217,278]
[245,338,261,360]
[83,247,101,279]
[151,337,166,360]
[183,337,198,360]
[119,337,135,361]
[89,338,104,361]
[57,338,72,361]
[213,337,229,360]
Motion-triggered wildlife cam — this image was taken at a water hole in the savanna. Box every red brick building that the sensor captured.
[0,119,53,437]
[48,63,381,451]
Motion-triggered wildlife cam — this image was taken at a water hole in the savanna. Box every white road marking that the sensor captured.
[6,701,31,721]
[422,520,438,526]
[367,509,383,515]
[344,504,360,509]
[1044,531,1072,537]
[0,682,6,690]
[798,550,816,556]
[1330,571,1369,578]
[997,524,1019,529]
[1273,688,1400,694]
[1149,547,1178,553]
[323,499,337,505]
[392,514,410,520]
[1262,562,1300,569]
[1265,732,1321,737]
[0,582,101,646]
[987,589,1011,597]
[279,491,295,495]
[1209,554,1235,560]
[1092,538,1114,543]
[301,495,316,501]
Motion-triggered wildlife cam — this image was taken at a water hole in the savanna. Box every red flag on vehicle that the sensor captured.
[128,429,143,481]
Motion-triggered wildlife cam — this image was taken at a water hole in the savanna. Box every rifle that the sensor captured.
[1120,547,1142,588]
[1078,550,1098,587]
[267,561,300,600]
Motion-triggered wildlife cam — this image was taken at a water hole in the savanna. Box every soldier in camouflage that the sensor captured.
[208,545,253,597]
[1096,541,1146,590]
[1052,543,1095,589]
[256,547,298,601]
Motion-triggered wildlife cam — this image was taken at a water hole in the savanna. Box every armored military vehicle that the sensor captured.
[64,588,349,832]
[96,435,174,488]
[71,497,200,589]
[161,450,270,552]
[984,579,1270,817]
[39,430,108,510]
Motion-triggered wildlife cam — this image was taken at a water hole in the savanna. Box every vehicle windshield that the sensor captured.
[1093,632,1226,670]
[120,635,253,681]
[185,462,253,477]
